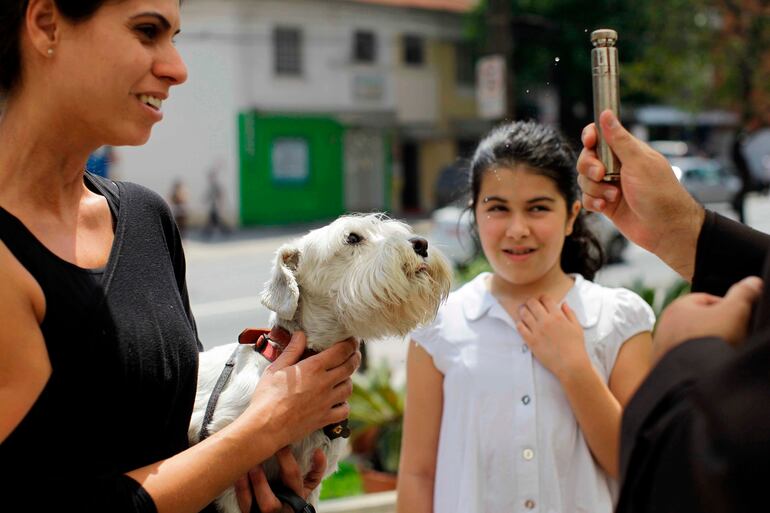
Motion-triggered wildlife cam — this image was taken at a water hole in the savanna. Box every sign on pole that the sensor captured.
[477,54,507,120]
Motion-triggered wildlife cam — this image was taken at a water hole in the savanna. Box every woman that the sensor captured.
[397,121,654,513]
[0,1,359,512]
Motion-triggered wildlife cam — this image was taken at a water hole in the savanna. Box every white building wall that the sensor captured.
[114,0,467,224]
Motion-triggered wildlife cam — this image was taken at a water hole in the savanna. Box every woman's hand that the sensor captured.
[517,296,591,382]
[235,447,327,513]
[242,331,361,449]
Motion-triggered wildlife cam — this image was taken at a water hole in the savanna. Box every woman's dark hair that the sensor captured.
[467,120,604,280]
[1,1,118,95]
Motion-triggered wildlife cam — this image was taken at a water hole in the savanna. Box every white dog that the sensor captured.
[189,214,452,512]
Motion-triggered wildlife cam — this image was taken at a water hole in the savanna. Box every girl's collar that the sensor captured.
[462,272,602,329]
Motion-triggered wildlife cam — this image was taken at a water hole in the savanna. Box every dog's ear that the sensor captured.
[260,243,301,319]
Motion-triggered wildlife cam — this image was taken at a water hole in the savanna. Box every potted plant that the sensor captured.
[348,361,404,493]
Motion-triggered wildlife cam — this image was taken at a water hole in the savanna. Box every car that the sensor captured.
[429,204,629,268]
[429,203,476,267]
[649,140,690,158]
[669,156,741,206]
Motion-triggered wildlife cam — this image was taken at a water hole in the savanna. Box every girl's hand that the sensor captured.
[517,296,591,381]
[235,447,327,513]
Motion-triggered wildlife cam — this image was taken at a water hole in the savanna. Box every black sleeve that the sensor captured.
[618,332,770,512]
[88,476,158,513]
[692,210,770,296]
[155,187,203,351]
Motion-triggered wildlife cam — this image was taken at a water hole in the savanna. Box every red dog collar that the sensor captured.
[238,327,317,362]
[236,326,350,441]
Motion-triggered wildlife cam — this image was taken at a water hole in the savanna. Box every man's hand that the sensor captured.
[577,110,705,280]
[235,447,327,513]
[653,276,763,362]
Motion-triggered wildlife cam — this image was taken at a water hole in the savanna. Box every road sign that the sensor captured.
[477,54,507,120]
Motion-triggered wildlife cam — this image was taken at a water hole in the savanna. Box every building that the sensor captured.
[114,0,482,226]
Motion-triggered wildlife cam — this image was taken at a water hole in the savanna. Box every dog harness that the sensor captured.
[198,328,352,513]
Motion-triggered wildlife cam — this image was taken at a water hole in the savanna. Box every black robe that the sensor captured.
[617,210,770,512]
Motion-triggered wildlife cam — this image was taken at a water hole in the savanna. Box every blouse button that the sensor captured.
[521,345,529,353]
[522,448,535,460]
[525,499,536,509]
[522,395,531,405]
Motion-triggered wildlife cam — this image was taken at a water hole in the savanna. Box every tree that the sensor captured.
[623,0,770,127]
[467,0,651,141]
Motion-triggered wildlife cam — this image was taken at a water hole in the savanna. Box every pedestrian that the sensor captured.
[0,2,360,513]
[730,127,754,223]
[577,109,766,512]
[87,144,116,178]
[203,165,230,238]
[169,178,189,237]
[397,120,655,513]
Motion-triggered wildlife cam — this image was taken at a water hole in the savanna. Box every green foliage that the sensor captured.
[455,254,492,285]
[319,460,364,500]
[608,0,770,121]
[348,363,405,474]
[626,278,691,324]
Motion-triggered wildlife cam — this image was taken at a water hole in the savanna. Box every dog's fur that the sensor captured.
[188,214,452,512]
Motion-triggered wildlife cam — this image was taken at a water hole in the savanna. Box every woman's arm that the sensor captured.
[129,334,359,513]
[2,242,359,513]
[0,243,48,444]
[396,341,443,513]
[518,296,652,478]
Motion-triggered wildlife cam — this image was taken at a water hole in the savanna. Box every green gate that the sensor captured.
[239,112,345,225]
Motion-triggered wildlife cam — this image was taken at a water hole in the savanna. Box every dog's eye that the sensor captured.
[346,232,364,245]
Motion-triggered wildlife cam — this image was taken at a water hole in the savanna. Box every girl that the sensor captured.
[397,121,654,513]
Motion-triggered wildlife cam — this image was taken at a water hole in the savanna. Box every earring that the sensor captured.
[47,48,54,57]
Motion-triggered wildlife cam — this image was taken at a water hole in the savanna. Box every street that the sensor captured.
[186,194,770,384]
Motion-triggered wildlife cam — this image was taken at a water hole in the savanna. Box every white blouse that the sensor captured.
[411,273,655,513]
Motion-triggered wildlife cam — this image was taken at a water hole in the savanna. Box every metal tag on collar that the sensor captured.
[324,419,351,440]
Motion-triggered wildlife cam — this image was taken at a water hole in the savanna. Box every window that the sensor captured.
[455,42,475,86]
[353,30,377,63]
[271,138,309,183]
[403,34,425,66]
[274,27,302,76]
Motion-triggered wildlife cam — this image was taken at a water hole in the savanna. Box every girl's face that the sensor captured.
[49,0,187,146]
[475,165,580,288]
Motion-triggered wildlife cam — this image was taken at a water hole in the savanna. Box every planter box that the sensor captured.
[318,491,397,513]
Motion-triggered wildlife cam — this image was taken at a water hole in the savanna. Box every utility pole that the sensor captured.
[484,0,515,120]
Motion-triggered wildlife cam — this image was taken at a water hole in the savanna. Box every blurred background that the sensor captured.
[100,0,770,232]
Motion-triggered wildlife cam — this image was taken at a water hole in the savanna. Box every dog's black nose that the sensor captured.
[409,237,429,258]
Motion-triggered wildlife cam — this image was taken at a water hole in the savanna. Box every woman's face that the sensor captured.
[475,165,580,288]
[50,0,187,146]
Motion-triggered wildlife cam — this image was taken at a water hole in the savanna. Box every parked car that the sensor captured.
[429,204,629,268]
[649,140,690,158]
[434,162,467,209]
[669,156,741,206]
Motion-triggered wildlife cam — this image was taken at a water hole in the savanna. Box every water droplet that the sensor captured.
[526,89,530,94]
[584,29,588,33]
[546,82,550,86]
[554,57,560,62]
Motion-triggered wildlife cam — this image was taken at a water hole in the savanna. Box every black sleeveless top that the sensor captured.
[0,174,202,512]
